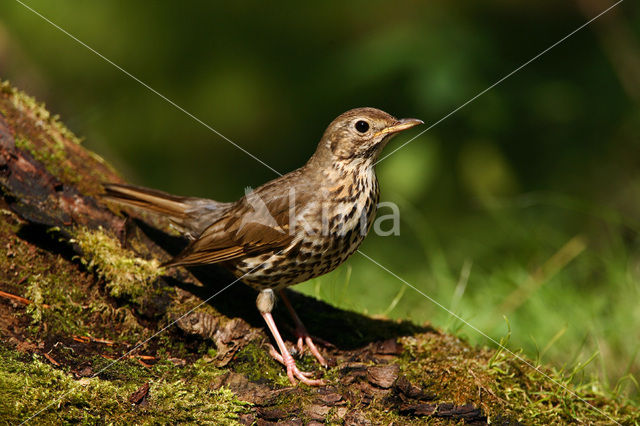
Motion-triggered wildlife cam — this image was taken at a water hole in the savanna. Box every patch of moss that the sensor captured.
[0,345,247,424]
[5,81,83,186]
[22,271,89,337]
[72,226,164,302]
[85,299,148,342]
[89,355,157,383]
[14,134,78,185]
[0,80,120,195]
[1,80,82,147]
[485,345,639,424]
[394,333,640,424]
[151,378,246,424]
[24,275,45,324]
[0,220,92,337]
[232,342,291,387]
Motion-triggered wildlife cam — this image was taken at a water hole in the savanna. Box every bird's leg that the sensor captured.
[257,289,325,386]
[278,290,328,367]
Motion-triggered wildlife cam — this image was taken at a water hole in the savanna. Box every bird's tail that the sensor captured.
[103,183,193,218]
[102,183,230,238]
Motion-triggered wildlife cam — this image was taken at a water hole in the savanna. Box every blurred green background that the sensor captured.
[1,0,639,401]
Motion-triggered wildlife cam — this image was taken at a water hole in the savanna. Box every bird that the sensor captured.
[103,107,423,385]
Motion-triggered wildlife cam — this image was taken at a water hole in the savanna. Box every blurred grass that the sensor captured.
[297,184,640,401]
[1,0,639,403]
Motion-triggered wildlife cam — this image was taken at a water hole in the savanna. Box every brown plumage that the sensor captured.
[103,107,422,385]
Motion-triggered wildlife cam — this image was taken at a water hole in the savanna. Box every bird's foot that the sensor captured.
[278,290,331,367]
[294,332,329,368]
[268,344,325,386]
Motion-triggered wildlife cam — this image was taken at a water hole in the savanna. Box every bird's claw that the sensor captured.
[267,344,325,386]
[293,330,328,368]
[289,365,325,386]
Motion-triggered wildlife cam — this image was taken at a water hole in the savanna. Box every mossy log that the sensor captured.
[0,81,637,424]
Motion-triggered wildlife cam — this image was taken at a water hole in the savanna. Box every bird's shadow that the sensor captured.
[135,219,431,350]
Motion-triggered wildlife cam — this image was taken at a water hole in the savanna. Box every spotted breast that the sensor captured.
[232,161,380,291]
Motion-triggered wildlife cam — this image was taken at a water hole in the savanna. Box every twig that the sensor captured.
[0,289,50,308]
[43,353,60,366]
[71,334,114,345]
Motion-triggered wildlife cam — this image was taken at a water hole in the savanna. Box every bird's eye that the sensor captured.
[355,120,370,133]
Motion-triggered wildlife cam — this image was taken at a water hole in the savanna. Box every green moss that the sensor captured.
[0,223,89,336]
[86,299,148,342]
[484,346,639,424]
[151,379,245,424]
[72,226,164,302]
[1,80,120,195]
[0,346,247,424]
[1,217,160,342]
[5,80,84,186]
[24,276,45,324]
[21,271,88,336]
[393,333,640,424]
[1,80,82,147]
[89,356,156,383]
[14,135,77,184]
[232,342,291,387]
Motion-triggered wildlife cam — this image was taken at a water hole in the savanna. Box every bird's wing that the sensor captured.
[164,181,303,267]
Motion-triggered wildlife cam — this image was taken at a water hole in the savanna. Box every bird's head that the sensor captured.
[315,107,423,167]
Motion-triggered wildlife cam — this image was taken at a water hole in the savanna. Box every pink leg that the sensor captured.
[278,290,328,367]
[261,311,325,386]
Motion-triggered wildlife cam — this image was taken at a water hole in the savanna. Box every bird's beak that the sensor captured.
[374,118,424,138]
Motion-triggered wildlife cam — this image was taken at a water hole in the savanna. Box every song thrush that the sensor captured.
[103,107,422,385]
